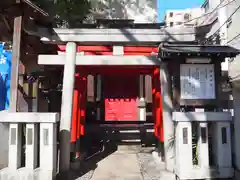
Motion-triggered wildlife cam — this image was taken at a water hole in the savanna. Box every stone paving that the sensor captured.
[137,153,175,180]
[75,150,175,180]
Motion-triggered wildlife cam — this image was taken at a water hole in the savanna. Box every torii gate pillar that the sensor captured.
[59,42,77,177]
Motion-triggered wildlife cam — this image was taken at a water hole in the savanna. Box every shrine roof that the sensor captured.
[159,43,240,59]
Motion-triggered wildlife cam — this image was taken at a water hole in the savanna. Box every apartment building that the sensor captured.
[164,7,204,27]
[199,0,240,179]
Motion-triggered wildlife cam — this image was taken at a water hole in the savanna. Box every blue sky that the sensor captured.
[157,0,205,22]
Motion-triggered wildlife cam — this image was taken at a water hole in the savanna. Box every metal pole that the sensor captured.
[59,42,76,177]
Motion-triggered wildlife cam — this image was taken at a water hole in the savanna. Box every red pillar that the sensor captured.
[70,74,80,155]
[152,73,157,138]
[152,67,164,142]
[76,75,87,157]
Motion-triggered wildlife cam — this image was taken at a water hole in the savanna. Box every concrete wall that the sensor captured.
[222,0,240,176]
[198,0,240,176]
[88,0,158,23]
[228,2,240,175]
[0,123,8,169]
[198,0,229,71]
[227,0,240,80]
[232,86,240,171]
[198,0,220,37]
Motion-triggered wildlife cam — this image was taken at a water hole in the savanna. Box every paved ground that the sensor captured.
[137,153,175,180]
[74,149,175,180]
[91,153,142,180]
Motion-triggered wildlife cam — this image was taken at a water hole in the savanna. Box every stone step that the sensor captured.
[120,139,141,143]
[117,144,142,153]
[117,145,155,154]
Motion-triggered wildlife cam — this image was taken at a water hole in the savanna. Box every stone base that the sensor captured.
[0,168,56,180]
[152,150,163,163]
[235,169,240,180]
[175,167,234,180]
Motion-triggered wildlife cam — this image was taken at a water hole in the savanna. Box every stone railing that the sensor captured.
[173,112,233,180]
[0,112,59,180]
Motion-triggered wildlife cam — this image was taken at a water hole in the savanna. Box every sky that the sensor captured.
[157,0,205,22]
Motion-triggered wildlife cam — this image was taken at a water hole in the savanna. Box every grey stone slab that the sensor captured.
[91,152,142,180]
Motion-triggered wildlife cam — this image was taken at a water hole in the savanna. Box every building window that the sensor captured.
[184,13,190,21]
[203,0,209,12]
[169,12,173,17]
[170,22,174,27]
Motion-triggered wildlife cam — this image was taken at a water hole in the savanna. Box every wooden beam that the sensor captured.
[38,55,160,66]
[9,13,22,112]
[172,112,232,122]
[57,45,158,53]
[58,45,113,52]
[0,112,59,123]
[37,27,196,44]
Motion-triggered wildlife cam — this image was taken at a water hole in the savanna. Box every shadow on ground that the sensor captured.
[68,141,118,180]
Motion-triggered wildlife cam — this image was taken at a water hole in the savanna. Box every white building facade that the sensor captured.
[199,0,240,179]
[199,0,229,71]
[164,8,204,27]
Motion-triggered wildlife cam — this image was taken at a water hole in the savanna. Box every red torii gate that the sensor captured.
[37,25,195,174]
[57,45,164,157]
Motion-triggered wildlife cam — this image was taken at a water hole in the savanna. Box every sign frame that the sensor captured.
[180,64,216,100]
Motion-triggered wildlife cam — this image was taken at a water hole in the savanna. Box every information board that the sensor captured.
[180,64,215,100]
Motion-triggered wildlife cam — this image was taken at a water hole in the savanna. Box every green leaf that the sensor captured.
[31,0,91,27]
